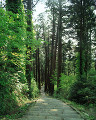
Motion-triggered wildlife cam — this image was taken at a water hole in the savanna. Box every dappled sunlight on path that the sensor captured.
[18,86,84,120]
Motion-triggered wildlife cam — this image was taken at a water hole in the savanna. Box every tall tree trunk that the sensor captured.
[26,0,32,98]
[54,27,58,71]
[33,53,36,79]
[78,0,83,78]
[35,30,41,89]
[49,4,55,95]
[36,51,38,82]
[95,28,96,71]
[45,42,48,92]
[57,0,62,88]
[37,48,41,89]
[47,30,50,92]
[41,23,47,92]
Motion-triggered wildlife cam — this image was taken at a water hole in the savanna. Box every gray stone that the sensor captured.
[16,86,84,120]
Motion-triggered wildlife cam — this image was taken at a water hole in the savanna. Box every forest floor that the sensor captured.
[16,86,84,120]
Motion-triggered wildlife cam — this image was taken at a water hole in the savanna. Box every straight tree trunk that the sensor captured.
[49,4,55,95]
[45,42,48,92]
[26,0,32,98]
[36,51,38,82]
[37,48,41,89]
[35,30,41,89]
[47,30,50,92]
[54,27,58,71]
[33,53,36,80]
[57,0,62,88]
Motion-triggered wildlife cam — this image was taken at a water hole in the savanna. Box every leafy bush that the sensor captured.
[0,8,26,115]
[0,5,39,116]
[31,78,39,98]
[21,83,29,96]
[59,74,76,99]
[50,70,57,85]
[69,80,88,104]
[87,69,96,104]
[69,70,96,104]
[0,87,18,115]
[54,74,76,99]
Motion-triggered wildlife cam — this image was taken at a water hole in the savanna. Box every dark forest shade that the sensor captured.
[69,0,96,103]
[6,0,22,13]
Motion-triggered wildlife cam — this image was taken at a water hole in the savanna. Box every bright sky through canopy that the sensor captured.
[33,1,46,19]
[33,0,47,23]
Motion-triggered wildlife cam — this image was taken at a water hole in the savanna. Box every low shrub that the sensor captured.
[31,78,39,98]
[69,69,96,105]
[87,69,96,104]
[54,74,76,99]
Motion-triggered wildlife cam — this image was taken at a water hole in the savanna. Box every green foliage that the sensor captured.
[76,52,85,78]
[21,83,29,96]
[68,51,88,104]
[0,88,17,115]
[67,0,95,105]
[0,6,39,115]
[87,69,96,104]
[59,74,76,98]
[54,74,76,99]
[31,78,39,98]
[59,74,76,99]
[69,69,96,104]
[0,83,36,119]
[50,70,57,85]
[69,80,87,104]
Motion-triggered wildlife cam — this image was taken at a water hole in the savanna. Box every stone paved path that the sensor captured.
[19,86,84,120]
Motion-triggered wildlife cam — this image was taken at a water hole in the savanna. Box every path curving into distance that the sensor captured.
[18,86,84,120]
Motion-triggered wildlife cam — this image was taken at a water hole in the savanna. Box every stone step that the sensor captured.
[17,90,84,120]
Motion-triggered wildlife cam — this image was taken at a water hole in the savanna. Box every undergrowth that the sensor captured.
[0,78,39,119]
[0,101,36,120]
[53,72,96,120]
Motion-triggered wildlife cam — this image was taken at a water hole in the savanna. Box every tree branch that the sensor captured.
[32,0,40,8]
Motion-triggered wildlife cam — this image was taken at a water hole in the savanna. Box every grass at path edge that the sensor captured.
[0,100,37,120]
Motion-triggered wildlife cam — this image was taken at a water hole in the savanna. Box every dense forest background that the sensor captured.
[0,0,96,118]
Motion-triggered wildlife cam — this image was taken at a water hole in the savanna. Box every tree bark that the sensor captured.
[37,48,41,89]
[49,4,55,95]
[26,0,32,98]
[57,0,62,88]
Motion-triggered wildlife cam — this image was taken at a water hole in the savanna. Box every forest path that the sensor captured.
[18,86,84,120]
